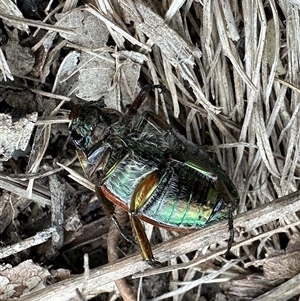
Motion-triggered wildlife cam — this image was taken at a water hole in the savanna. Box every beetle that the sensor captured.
[69,85,239,266]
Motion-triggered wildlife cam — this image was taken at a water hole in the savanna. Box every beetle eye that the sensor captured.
[70,131,85,148]
[71,132,83,142]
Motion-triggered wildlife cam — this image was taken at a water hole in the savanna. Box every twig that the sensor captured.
[0,11,75,35]
[0,175,50,207]
[0,228,55,259]
[45,173,66,260]
[18,190,300,301]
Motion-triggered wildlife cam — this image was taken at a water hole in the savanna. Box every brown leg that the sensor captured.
[95,186,136,245]
[130,216,161,267]
[129,171,162,267]
[123,85,165,123]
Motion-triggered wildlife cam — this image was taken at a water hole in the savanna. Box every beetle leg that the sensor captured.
[130,217,161,267]
[201,175,237,254]
[225,202,235,256]
[95,186,136,246]
[129,171,162,267]
[123,85,165,122]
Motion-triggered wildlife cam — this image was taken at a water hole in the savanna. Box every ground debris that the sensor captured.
[0,1,299,301]
[0,260,50,300]
[221,274,274,300]
[263,233,300,281]
[0,112,37,161]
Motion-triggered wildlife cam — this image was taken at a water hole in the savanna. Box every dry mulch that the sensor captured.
[0,1,299,300]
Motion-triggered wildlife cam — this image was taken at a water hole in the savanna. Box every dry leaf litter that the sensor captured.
[0,1,299,301]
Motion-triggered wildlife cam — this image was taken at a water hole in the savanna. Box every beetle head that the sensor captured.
[69,102,122,152]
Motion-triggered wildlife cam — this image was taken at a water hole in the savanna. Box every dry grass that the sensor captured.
[0,0,299,300]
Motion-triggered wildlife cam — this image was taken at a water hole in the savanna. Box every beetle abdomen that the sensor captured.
[139,161,228,229]
[103,154,228,230]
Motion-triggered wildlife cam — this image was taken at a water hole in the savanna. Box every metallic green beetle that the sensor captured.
[69,85,239,266]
